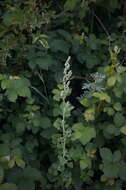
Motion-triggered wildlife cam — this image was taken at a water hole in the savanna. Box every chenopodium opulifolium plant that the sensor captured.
[49,57,74,188]
[79,46,126,188]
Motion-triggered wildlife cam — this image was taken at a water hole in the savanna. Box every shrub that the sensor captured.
[0,0,126,189]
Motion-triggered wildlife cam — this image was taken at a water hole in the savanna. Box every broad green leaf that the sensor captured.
[2,77,31,102]
[64,0,79,11]
[18,180,35,190]
[100,148,113,162]
[113,102,122,111]
[113,151,121,162]
[80,98,90,107]
[36,56,53,70]
[103,107,115,116]
[23,167,41,181]
[120,125,126,135]
[40,117,51,129]
[114,113,126,127]
[103,162,119,178]
[80,156,91,170]
[8,160,15,168]
[50,39,70,54]
[119,162,126,180]
[107,76,116,87]
[15,158,25,169]
[93,92,111,103]
[72,123,96,145]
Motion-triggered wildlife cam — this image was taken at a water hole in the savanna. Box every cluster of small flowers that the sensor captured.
[61,56,72,99]
[79,72,106,99]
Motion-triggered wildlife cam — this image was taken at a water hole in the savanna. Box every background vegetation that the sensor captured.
[0,0,126,189]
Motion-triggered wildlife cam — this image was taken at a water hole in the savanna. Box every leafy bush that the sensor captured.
[0,0,126,189]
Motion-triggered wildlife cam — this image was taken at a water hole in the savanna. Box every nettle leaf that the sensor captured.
[100,148,113,162]
[72,123,96,145]
[93,92,111,103]
[0,183,17,190]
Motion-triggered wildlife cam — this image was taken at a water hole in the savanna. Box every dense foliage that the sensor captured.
[0,0,126,189]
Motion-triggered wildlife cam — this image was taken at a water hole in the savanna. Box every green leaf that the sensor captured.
[40,117,51,129]
[100,148,113,162]
[36,56,53,70]
[80,98,90,107]
[120,125,126,135]
[114,113,126,127]
[2,77,31,102]
[113,151,121,162]
[72,123,96,145]
[50,39,70,54]
[64,0,79,11]
[103,162,119,178]
[113,102,122,111]
[0,165,4,184]
[15,158,25,169]
[107,76,116,87]
[119,162,126,180]
[80,154,91,170]
[0,183,17,190]
[23,167,41,181]
[18,180,35,190]
[93,92,111,103]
